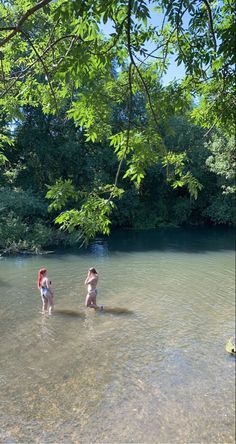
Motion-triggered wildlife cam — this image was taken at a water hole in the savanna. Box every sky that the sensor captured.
[100,7,187,85]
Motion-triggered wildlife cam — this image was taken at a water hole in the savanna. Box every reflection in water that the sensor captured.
[105,226,235,254]
[89,239,109,258]
[0,227,235,443]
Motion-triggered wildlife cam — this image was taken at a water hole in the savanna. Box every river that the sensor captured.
[0,227,235,443]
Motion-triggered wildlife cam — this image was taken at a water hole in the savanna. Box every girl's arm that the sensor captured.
[46,277,54,296]
[85,272,92,285]
[86,276,97,285]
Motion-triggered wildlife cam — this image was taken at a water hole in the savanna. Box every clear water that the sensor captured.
[0,227,235,443]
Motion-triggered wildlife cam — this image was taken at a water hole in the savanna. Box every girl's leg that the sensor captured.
[91,290,103,309]
[85,292,98,309]
[48,294,54,315]
[85,291,103,310]
[41,293,48,313]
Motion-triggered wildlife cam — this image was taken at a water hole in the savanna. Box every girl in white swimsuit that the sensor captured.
[84,267,102,310]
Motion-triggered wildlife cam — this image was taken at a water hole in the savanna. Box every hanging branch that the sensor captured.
[126,0,162,130]
[107,4,135,201]
[202,0,217,52]
[113,63,133,190]
[112,0,134,190]
[0,0,53,47]
[110,0,162,196]
[20,29,58,113]
[203,117,221,138]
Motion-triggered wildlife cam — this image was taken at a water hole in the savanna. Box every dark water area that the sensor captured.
[0,227,235,443]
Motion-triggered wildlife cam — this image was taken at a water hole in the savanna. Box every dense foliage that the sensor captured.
[0,0,235,251]
[0,108,234,253]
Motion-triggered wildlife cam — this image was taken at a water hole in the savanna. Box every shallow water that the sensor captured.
[0,227,235,443]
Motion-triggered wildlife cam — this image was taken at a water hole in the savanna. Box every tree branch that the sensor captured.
[0,27,15,32]
[0,34,76,99]
[107,6,135,203]
[202,0,217,52]
[125,0,160,129]
[0,0,53,47]
[204,115,221,137]
[20,29,58,113]
[113,63,133,190]
[0,58,6,88]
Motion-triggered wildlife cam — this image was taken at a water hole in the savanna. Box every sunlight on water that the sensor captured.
[0,227,235,443]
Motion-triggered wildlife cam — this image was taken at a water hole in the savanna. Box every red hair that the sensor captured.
[37,268,47,289]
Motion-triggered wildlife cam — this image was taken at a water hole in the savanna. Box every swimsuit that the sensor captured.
[40,280,51,299]
[40,286,50,298]
[88,289,97,296]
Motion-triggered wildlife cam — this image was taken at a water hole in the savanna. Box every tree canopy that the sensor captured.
[0,0,235,243]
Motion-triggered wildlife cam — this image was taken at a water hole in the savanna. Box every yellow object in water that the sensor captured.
[225,337,236,354]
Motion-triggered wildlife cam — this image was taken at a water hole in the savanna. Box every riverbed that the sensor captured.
[0,227,235,443]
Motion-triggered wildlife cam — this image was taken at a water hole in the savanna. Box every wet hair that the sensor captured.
[89,267,97,274]
[37,268,47,289]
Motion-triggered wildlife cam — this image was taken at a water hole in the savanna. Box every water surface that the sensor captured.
[0,227,235,443]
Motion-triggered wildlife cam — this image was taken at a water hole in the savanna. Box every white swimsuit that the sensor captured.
[40,286,50,298]
[88,284,97,296]
[40,277,51,299]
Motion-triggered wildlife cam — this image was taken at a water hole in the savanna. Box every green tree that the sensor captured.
[205,133,236,194]
[0,0,235,241]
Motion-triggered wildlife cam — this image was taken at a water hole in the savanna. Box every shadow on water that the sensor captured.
[54,307,133,318]
[54,308,84,318]
[101,306,134,315]
[0,279,11,287]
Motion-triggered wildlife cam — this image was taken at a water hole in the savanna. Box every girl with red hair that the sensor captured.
[37,268,54,314]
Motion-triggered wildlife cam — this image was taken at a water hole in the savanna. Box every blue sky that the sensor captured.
[148,7,187,84]
[100,8,186,85]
